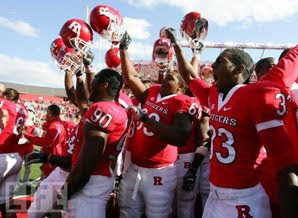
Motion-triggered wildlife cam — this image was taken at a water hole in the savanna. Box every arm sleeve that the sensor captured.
[189,78,211,107]
[258,126,297,173]
[261,46,298,89]
[253,87,297,172]
[25,126,61,147]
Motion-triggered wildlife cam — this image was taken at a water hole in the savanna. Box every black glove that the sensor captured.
[165,27,179,46]
[75,70,83,78]
[183,167,197,191]
[127,106,149,122]
[191,40,205,55]
[83,50,94,67]
[119,31,132,51]
[25,152,49,166]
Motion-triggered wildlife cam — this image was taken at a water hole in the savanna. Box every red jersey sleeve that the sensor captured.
[261,46,298,89]
[179,96,202,120]
[189,78,211,107]
[252,85,290,128]
[25,125,61,147]
[251,85,297,172]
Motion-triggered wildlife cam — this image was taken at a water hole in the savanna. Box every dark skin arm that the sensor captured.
[85,66,95,95]
[120,50,148,104]
[190,114,210,169]
[258,126,298,218]
[75,77,89,116]
[278,165,298,218]
[62,122,108,199]
[143,112,192,147]
[48,155,72,170]
[190,55,200,76]
[174,44,199,85]
[64,71,78,106]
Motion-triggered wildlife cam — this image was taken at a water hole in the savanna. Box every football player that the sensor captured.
[167,26,298,218]
[57,69,128,218]
[0,88,27,217]
[117,31,201,218]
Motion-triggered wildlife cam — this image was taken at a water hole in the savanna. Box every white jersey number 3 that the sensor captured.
[209,125,236,164]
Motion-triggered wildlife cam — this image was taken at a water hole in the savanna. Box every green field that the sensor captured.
[15,163,42,196]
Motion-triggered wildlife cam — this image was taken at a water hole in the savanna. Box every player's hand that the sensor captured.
[183,167,197,191]
[75,70,83,78]
[126,106,149,122]
[83,50,94,67]
[119,31,131,51]
[191,40,205,55]
[25,152,49,165]
[165,27,179,46]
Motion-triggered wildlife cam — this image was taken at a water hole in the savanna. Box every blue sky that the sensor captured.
[0,0,298,87]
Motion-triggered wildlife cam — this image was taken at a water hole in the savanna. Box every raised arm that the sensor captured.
[64,71,77,106]
[75,76,89,116]
[165,28,200,85]
[261,46,298,89]
[82,51,95,95]
[119,31,148,104]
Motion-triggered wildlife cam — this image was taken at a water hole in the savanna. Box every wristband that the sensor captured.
[192,52,201,59]
[85,65,94,73]
[195,145,208,156]
[198,137,210,146]
[140,114,149,123]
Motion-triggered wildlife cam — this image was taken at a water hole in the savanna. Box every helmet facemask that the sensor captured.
[69,37,92,55]
[59,53,83,75]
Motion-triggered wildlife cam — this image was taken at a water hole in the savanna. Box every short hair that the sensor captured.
[279,48,290,61]
[94,68,123,100]
[3,88,19,102]
[224,48,254,81]
[255,57,275,75]
[48,104,60,117]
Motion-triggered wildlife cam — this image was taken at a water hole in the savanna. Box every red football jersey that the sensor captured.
[178,97,202,154]
[63,120,76,137]
[0,98,27,154]
[190,79,296,188]
[78,101,127,176]
[131,85,201,168]
[118,92,133,108]
[258,46,298,203]
[125,97,141,152]
[18,125,37,157]
[69,119,84,169]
